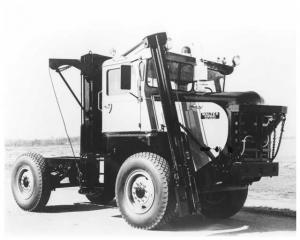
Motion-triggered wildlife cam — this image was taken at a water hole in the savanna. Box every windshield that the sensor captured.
[147,58,194,91]
[146,58,230,93]
[193,65,225,93]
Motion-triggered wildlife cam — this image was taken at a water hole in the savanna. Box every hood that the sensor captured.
[179,91,264,105]
[208,91,264,105]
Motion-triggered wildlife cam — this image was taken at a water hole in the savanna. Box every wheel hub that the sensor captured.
[135,187,145,198]
[125,170,155,214]
[17,166,34,200]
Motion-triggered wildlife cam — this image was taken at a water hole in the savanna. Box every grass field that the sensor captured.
[4,137,296,210]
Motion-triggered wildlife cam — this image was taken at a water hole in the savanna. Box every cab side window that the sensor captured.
[147,59,158,87]
[107,68,130,95]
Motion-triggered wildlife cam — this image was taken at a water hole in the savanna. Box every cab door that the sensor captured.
[102,64,141,133]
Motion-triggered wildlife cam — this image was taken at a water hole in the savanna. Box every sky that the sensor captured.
[1,0,297,140]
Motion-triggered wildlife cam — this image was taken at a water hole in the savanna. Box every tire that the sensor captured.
[11,152,51,211]
[201,188,248,219]
[115,152,176,230]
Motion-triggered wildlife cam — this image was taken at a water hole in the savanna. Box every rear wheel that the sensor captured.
[115,152,176,230]
[201,188,248,219]
[11,152,51,211]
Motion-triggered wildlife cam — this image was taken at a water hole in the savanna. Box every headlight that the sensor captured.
[232,55,241,66]
[166,37,173,50]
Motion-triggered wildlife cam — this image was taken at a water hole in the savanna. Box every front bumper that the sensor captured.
[230,161,278,180]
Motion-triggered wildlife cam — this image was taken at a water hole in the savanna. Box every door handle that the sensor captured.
[104,103,113,113]
[129,92,143,102]
[98,91,102,111]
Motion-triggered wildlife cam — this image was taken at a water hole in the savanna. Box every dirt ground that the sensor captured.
[5,184,296,237]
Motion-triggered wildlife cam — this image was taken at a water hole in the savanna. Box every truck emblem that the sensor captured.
[201,112,220,119]
[190,104,203,110]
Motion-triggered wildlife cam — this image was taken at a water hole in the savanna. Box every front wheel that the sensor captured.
[11,152,51,211]
[115,152,176,230]
[200,188,248,219]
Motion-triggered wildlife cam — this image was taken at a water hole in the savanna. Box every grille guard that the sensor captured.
[229,104,287,162]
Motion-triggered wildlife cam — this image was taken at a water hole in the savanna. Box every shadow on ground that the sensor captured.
[44,202,117,213]
[162,212,296,235]
[42,202,296,235]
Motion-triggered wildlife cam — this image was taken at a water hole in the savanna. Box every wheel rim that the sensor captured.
[124,170,155,214]
[16,166,35,200]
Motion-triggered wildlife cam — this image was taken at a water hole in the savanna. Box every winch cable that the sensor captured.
[48,68,75,157]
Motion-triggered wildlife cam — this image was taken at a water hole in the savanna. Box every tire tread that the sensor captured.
[116,152,176,230]
[12,152,51,211]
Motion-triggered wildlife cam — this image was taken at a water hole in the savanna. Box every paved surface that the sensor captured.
[5,186,296,237]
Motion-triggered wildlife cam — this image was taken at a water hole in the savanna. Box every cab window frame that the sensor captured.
[106,67,131,96]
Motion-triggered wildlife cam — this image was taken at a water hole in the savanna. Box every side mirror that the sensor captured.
[120,65,131,90]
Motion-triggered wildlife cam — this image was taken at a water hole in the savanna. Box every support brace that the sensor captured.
[144,33,196,216]
[56,70,84,111]
[49,58,85,111]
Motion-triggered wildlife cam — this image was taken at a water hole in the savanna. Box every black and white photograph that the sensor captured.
[1,0,298,238]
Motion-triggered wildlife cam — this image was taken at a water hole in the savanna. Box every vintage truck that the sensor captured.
[11,32,286,229]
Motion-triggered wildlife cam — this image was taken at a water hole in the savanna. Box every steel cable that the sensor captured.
[48,68,75,157]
